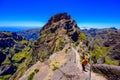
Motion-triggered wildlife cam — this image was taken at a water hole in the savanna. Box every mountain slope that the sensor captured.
[83,28,120,65]
[20,44,91,80]
[0,32,33,80]
[20,42,106,80]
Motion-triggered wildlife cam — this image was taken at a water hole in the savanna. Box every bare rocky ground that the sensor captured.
[19,43,106,80]
[91,72,106,80]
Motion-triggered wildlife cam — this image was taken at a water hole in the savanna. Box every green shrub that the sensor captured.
[75,42,79,46]
[59,38,64,50]
[65,49,68,54]
[91,45,109,60]
[52,65,60,71]
[79,32,87,43]
[39,52,46,62]
[28,72,35,80]
[34,69,39,73]
[20,40,28,45]
[105,57,119,65]
[12,51,26,62]
[27,69,39,80]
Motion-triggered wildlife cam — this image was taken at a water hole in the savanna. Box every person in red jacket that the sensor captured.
[82,57,87,72]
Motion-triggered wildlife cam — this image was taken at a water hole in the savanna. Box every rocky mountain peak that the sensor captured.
[40,13,80,42]
[42,13,78,34]
[49,12,71,22]
[44,13,71,27]
[33,13,82,62]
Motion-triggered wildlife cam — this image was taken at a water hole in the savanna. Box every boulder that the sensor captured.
[92,64,120,80]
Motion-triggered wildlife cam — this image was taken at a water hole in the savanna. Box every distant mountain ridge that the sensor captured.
[17,28,41,42]
[82,27,117,37]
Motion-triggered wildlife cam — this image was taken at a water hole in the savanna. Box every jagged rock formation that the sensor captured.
[32,13,82,62]
[92,64,120,80]
[0,32,33,80]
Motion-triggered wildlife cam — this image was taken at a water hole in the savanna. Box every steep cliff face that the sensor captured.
[32,13,82,62]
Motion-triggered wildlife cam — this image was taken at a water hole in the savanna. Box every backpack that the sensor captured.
[82,59,87,66]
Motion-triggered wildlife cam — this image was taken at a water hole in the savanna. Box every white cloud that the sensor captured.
[78,23,120,29]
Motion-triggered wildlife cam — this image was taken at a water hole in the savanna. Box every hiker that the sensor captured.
[82,57,87,72]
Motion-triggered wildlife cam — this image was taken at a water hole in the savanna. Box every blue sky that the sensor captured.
[0,0,120,29]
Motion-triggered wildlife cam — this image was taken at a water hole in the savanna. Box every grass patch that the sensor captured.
[0,75,11,80]
[2,56,11,64]
[79,32,87,43]
[28,68,39,80]
[105,56,119,65]
[12,51,26,62]
[10,47,33,80]
[91,45,109,60]
[20,40,28,45]
[28,72,35,80]
[75,41,79,46]
[59,38,65,50]
[52,64,60,71]
[39,52,46,62]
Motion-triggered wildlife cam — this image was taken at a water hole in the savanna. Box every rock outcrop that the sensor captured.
[92,64,120,80]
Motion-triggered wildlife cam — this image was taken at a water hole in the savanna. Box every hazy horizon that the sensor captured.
[0,22,120,30]
[0,25,119,32]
